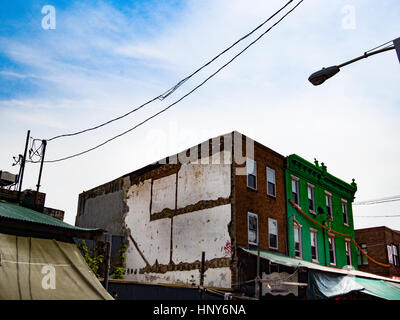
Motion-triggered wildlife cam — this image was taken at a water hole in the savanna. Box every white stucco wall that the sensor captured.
[172,204,232,262]
[124,152,232,288]
[151,173,176,214]
[177,154,231,209]
[125,180,171,266]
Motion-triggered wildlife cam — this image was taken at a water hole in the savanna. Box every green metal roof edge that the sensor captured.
[0,200,100,232]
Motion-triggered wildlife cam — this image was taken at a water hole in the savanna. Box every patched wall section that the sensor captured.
[124,152,233,289]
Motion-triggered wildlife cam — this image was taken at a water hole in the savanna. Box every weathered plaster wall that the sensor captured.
[124,152,233,288]
[151,174,176,215]
[177,159,231,209]
[75,176,130,235]
[125,180,171,266]
[172,205,232,262]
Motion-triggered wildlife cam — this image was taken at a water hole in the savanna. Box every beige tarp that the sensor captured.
[0,233,113,300]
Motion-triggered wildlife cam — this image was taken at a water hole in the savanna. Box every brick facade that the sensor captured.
[234,136,287,254]
[355,226,400,279]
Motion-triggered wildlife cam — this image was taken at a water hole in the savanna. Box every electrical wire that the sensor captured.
[355,215,400,218]
[354,195,400,205]
[30,0,305,164]
[45,0,296,142]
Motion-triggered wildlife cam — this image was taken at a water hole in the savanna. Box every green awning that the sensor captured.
[241,246,400,300]
[354,277,400,300]
[0,200,103,240]
[0,201,95,231]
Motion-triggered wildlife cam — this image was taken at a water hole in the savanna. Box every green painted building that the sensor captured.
[285,154,358,269]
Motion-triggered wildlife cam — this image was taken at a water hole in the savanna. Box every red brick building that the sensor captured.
[355,226,400,279]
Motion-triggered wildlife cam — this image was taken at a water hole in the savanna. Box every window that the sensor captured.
[325,192,333,220]
[308,184,315,213]
[357,243,368,265]
[392,245,399,266]
[266,167,276,197]
[345,240,352,266]
[268,218,278,249]
[293,224,302,258]
[310,229,318,262]
[388,245,393,264]
[248,212,258,245]
[328,235,336,265]
[342,200,349,225]
[291,177,299,205]
[247,158,257,190]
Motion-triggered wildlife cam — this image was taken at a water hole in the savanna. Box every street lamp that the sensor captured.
[308,38,399,86]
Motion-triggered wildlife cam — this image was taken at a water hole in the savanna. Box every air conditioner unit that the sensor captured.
[0,171,18,187]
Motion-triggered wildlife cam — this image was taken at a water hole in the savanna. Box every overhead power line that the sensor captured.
[353,195,400,206]
[355,215,400,218]
[29,0,305,164]
[46,0,296,142]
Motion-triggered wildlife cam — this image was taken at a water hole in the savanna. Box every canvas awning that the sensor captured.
[0,233,113,300]
[240,246,400,300]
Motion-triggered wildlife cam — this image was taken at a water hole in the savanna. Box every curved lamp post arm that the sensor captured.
[308,45,395,86]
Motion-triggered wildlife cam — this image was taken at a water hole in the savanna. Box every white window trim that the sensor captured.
[266,167,276,197]
[325,191,333,220]
[388,245,394,264]
[293,223,302,259]
[342,199,349,226]
[392,244,399,266]
[291,176,300,206]
[307,183,316,215]
[310,228,319,262]
[345,239,352,266]
[246,158,257,190]
[248,212,258,245]
[328,234,336,266]
[268,218,278,249]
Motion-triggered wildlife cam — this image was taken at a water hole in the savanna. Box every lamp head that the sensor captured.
[308,66,340,86]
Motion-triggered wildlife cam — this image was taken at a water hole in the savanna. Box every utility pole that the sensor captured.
[254,246,261,300]
[103,234,112,291]
[35,139,47,205]
[199,251,205,300]
[17,130,30,201]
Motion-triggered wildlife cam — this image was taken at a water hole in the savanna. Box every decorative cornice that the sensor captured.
[286,154,357,200]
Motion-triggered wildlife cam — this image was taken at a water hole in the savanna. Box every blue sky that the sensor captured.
[0,0,399,228]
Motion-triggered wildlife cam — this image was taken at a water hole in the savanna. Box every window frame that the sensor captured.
[307,183,316,214]
[247,212,258,246]
[360,243,368,265]
[328,234,336,266]
[392,244,399,267]
[342,199,349,226]
[293,223,302,259]
[268,218,278,250]
[345,239,352,266]
[246,158,257,190]
[291,175,300,205]
[310,228,319,262]
[325,191,333,220]
[266,167,276,197]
